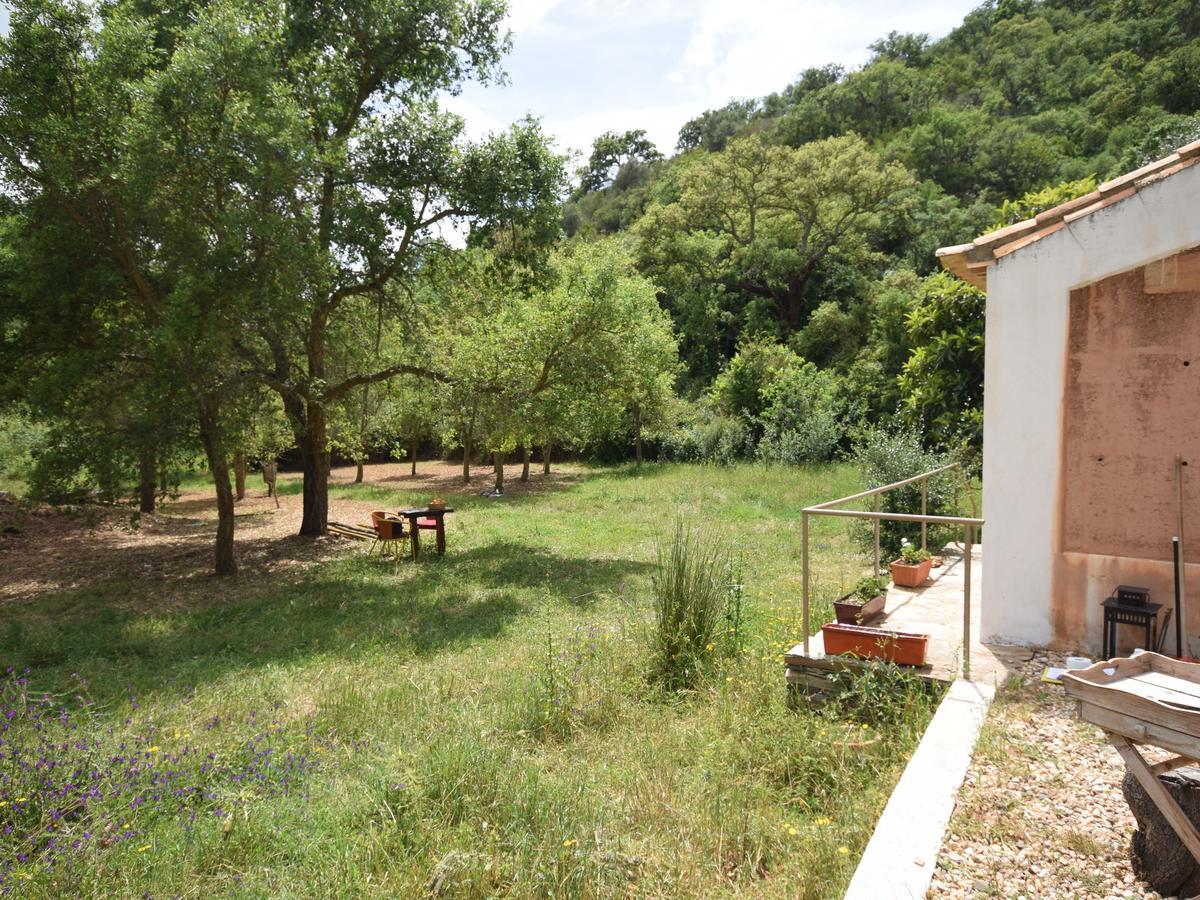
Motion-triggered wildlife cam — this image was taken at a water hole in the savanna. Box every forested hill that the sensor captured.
[564,0,1200,438]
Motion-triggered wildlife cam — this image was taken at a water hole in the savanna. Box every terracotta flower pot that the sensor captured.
[833,590,886,625]
[820,622,929,667]
[889,556,932,588]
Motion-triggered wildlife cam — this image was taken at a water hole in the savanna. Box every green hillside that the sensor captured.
[563,0,1200,438]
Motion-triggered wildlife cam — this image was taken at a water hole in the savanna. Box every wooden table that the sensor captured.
[1064,653,1200,865]
[389,506,454,560]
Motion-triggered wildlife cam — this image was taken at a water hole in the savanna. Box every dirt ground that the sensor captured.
[0,460,583,610]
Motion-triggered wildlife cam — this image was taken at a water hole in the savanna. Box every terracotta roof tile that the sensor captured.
[937,143,1200,291]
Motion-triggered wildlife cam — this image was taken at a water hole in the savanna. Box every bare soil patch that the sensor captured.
[0,460,583,610]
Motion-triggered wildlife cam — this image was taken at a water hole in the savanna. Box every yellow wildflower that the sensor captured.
[838,846,849,856]
[146,746,160,753]
[562,838,578,847]
[813,817,832,826]
[138,845,152,852]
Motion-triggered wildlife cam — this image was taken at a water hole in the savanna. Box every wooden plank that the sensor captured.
[1081,703,1200,761]
[1108,733,1200,866]
[1114,677,1200,711]
[1150,755,1199,776]
[1064,654,1200,735]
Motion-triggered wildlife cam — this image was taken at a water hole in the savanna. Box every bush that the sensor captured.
[709,338,802,425]
[648,520,734,693]
[853,427,957,560]
[659,409,752,465]
[757,409,841,464]
[0,408,47,492]
[755,358,843,464]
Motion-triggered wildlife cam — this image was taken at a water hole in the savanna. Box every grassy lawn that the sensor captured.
[0,463,939,897]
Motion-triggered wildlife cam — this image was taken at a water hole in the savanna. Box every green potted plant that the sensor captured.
[890,541,932,588]
[833,576,888,625]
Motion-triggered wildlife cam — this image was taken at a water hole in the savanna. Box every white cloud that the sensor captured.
[544,100,703,160]
[447,0,980,164]
[440,93,508,141]
[671,0,977,106]
[503,0,568,36]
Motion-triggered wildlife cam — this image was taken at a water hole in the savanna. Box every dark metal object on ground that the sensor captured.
[1177,536,1185,658]
[1159,608,1175,654]
[1102,598,1163,659]
[1117,585,1151,606]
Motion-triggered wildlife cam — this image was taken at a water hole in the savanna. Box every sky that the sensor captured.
[0,1,981,160]
[449,0,981,161]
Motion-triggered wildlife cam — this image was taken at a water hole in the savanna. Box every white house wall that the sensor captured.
[982,163,1200,649]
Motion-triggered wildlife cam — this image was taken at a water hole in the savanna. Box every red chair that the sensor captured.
[369,511,409,560]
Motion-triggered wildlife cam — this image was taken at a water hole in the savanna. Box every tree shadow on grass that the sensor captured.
[0,539,654,703]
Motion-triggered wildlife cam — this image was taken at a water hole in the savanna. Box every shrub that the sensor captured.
[0,409,47,494]
[755,356,844,464]
[709,338,800,424]
[757,409,842,464]
[853,427,957,560]
[659,410,752,465]
[648,520,734,693]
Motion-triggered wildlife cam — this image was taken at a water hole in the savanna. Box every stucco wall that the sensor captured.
[982,165,1200,651]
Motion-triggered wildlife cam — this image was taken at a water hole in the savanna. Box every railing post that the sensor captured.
[920,477,928,551]
[963,524,973,682]
[802,511,810,657]
[873,494,881,579]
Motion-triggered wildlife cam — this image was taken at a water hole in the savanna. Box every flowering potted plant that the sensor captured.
[890,541,932,588]
[833,576,888,625]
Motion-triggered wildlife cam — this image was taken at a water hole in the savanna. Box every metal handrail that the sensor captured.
[808,463,963,510]
[800,463,985,680]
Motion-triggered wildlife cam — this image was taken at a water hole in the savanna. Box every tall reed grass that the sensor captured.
[648,518,733,692]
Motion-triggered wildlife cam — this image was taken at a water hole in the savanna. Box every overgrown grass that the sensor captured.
[0,463,939,897]
[648,519,736,693]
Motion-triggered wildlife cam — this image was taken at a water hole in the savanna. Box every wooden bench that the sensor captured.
[329,520,409,561]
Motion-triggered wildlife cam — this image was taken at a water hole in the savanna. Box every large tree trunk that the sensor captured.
[462,431,472,484]
[234,452,247,501]
[294,400,329,536]
[355,460,364,484]
[138,446,156,513]
[542,442,551,475]
[411,439,418,477]
[785,276,802,333]
[494,451,504,492]
[521,446,531,482]
[198,401,237,577]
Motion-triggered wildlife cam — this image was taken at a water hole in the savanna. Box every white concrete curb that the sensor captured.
[843,679,995,900]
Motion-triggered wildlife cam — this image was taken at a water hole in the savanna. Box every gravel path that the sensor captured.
[929,653,1162,899]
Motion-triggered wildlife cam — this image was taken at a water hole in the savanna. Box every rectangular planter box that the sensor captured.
[890,556,933,588]
[833,590,886,625]
[821,621,930,667]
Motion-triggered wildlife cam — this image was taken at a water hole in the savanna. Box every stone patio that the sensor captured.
[786,543,1033,687]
